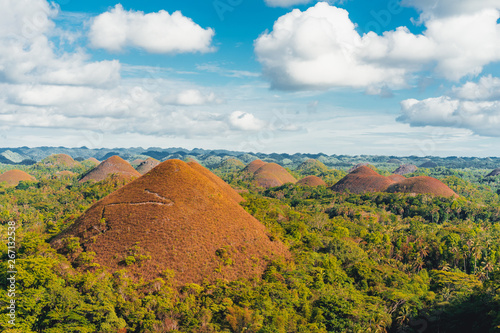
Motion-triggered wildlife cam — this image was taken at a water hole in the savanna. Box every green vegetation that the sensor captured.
[1,157,500,332]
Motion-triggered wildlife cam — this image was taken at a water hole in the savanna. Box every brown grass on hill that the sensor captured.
[42,154,81,167]
[0,170,36,187]
[254,171,283,188]
[242,159,267,174]
[386,176,458,197]
[330,166,395,194]
[187,161,243,203]
[51,159,289,285]
[297,175,327,187]
[79,155,141,183]
[136,158,160,175]
[253,163,296,186]
[387,174,406,182]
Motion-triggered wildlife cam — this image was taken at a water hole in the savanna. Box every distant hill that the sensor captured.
[297,175,327,187]
[217,158,245,171]
[136,158,160,175]
[251,163,297,189]
[487,168,500,177]
[393,164,418,175]
[40,154,81,168]
[331,166,394,194]
[52,159,289,284]
[331,165,458,197]
[80,156,141,183]
[419,161,438,168]
[296,159,330,175]
[386,176,458,197]
[0,170,36,187]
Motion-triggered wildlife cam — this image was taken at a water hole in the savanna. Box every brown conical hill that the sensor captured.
[393,164,418,175]
[41,154,81,168]
[131,159,144,167]
[79,155,141,183]
[254,163,296,186]
[242,159,267,174]
[386,176,458,197]
[330,166,395,194]
[0,170,36,187]
[51,159,289,285]
[84,157,100,166]
[187,161,243,203]
[136,157,160,175]
[297,175,327,187]
[254,171,283,188]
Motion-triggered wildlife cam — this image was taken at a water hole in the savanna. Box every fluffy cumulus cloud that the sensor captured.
[0,0,254,144]
[89,4,215,54]
[398,76,500,137]
[229,111,267,131]
[254,2,500,91]
[0,0,120,87]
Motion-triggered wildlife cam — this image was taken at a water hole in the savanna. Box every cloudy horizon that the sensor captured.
[1,0,500,157]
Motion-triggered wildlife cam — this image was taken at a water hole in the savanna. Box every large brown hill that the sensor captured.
[79,156,141,183]
[136,157,160,175]
[0,170,36,187]
[386,176,458,197]
[330,166,395,194]
[297,175,327,187]
[52,159,288,285]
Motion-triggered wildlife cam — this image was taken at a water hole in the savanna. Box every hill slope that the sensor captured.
[331,166,395,194]
[386,176,458,197]
[52,160,288,284]
[136,157,160,175]
[297,175,327,187]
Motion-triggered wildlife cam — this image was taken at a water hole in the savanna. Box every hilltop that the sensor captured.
[297,175,327,187]
[52,159,288,284]
[79,156,141,183]
[40,154,81,168]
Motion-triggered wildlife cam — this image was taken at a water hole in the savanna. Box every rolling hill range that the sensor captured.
[330,165,458,197]
[51,159,289,284]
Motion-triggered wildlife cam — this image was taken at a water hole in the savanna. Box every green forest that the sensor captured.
[2,157,500,333]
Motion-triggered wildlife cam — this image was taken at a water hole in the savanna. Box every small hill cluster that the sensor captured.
[80,156,141,183]
[331,165,457,197]
[52,160,289,284]
[242,160,297,188]
[296,159,330,176]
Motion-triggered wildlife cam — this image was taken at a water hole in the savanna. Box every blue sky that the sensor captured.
[1,0,500,156]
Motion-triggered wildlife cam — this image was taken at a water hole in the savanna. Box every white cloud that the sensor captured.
[398,77,500,137]
[162,89,224,106]
[453,75,500,100]
[229,111,267,131]
[89,4,215,54]
[403,0,500,19]
[254,2,500,91]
